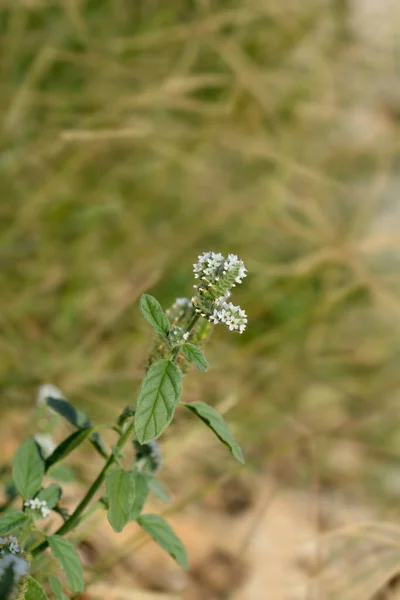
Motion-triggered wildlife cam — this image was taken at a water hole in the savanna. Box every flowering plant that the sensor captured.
[0,252,247,599]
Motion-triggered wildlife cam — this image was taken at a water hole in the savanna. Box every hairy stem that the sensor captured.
[32,419,136,556]
[32,314,201,556]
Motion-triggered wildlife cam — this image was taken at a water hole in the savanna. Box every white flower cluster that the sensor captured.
[210,301,248,333]
[0,535,29,599]
[193,252,247,284]
[192,251,248,334]
[193,251,224,277]
[0,536,20,556]
[24,498,51,519]
[222,253,247,284]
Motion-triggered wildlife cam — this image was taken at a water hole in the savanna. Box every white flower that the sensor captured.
[24,499,51,519]
[41,505,51,518]
[193,251,247,292]
[235,264,247,284]
[206,301,247,333]
[9,542,19,554]
[227,317,240,331]
[218,308,229,321]
[193,251,224,276]
[215,291,231,306]
[34,433,56,458]
[222,254,247,282]
[183,332,190,341]
[37,383,64,407]
[209,310,220,324]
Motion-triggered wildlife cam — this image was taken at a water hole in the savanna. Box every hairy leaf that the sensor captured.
[45,396,108,459]
[129,472,149,520]
[181,343,208,372]
[46,397,89,429]
[134,360,182,443]
[140,294,170,337]
[182,401,244,463]
[45,428,93,471]
[37,484,62,509]
[137,514,188,568]
[147,477,171,503]
[25,576,49,600]
[47,535,84,593]
[12,439,45,499]
[106,468,136,533]
[48,465,76,482]
[0,511,28,535]
[48,575,68,600]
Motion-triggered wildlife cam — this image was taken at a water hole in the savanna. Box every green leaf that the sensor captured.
[147,477,171,503]
[45,428,93,471]
[129,473,149,520]
[12,438,45,499]
[37,484,62,509]
[0,565,14,600]
[140,294,170,337]
[134,359,182,444]
[45,397,108,459]
[86,431,108,459]
[25,576,49,600]
[47,535,84,593]
[46,396,90,428]
[137,514,188,569]
[48,575,68,600]
[0,510,28,535]
[105,468,136,533]
[182,401,244,463]
[181,343,209,372]
[48,465,76,483]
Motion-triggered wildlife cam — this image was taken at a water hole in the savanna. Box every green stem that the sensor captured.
[75,499,104,527]
[172,313,200,362]
[31,419,136,557]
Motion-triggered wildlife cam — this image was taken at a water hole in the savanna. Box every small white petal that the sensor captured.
[37,383,64,407]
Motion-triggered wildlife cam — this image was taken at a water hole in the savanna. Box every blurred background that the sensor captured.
[1,1,400,598]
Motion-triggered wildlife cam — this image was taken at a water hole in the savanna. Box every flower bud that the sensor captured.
[133,439,162,473]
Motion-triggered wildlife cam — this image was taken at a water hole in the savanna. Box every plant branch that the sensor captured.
[31,419,136,557]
